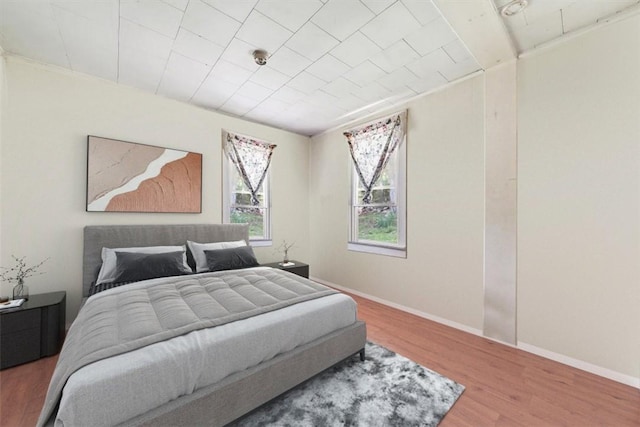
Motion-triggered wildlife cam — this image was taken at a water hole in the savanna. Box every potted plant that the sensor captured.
[275,240,295,265]
[0,255,49,300]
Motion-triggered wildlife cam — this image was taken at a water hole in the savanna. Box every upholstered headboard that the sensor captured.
[82,224,250,297]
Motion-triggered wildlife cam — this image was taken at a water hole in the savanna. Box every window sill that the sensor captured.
[347,242,406,258]
[250,239,272,247]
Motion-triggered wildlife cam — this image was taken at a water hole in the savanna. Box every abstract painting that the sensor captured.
[87,136,202,213]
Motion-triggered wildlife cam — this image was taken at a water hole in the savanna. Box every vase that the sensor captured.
[12,280,29,300]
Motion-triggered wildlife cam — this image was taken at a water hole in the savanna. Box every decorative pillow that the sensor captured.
[112,251,192,283]
[96,245,189,285]
[204,246,259,272]
[187,240,247,273]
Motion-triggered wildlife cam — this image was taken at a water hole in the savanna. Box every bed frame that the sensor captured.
[80,224,366,427]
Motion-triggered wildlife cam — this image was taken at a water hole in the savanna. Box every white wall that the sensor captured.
[309,15,640,385]
[0,51,5,270]
[0,57,310,321]
[309,76,486,331]
[517,15,640,380]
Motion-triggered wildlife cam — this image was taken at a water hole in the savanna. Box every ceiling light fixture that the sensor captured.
[500,0,528,17]
[252,49,269,66]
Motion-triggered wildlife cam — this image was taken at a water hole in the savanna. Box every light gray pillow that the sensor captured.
[187,240,247,273]
[96,245,189,285]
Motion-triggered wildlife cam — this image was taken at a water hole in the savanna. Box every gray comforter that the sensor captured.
[38,268,337,426]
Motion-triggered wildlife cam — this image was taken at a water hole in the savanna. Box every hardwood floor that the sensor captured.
[1,293,638,426]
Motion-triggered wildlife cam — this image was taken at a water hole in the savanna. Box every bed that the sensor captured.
[38,224,366,427]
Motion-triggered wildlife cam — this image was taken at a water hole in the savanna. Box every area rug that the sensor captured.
[229,341,465,426]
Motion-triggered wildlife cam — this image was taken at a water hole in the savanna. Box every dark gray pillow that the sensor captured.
[113,251,192,283]
[204,246,259,272]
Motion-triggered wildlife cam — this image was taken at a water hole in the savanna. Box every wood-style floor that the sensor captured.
[1,293,639,426]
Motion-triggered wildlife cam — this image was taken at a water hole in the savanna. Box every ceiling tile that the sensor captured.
[222,94,262,116]
[321,77,361,98]
[52,6,118,80]
[182,0,240,47]
[202,0,258,22]
[383,88,415,104]
[511,11,563,51]
[401,0,441,25]
[404,17,458,55]
[442,39,472,63]
[235,81,274,102]
[243,108,276,123]
[406,48,454,78]
[287,71,326,94]
[376,66,419,91]
[172,28,224,66]
[285,22,339,61]
[119,18,174,60]
[235,10,293,53]
[304,90,340,108]
[406,70,447,93]
[306,54,350,81]
[330,31,382,68]
[118,46,167,92]
[191,74,240,109]
[248,97,292,117]
[120,0,182,38]
[250,67,291,90]
[370,39,420,73]
[350,81,392,102]
[268,46,312,77]
[208,59,254,86]
[287,100,338,121]
[51,0,119,27]
[334,94,369,112]
[271,85,307,103]
[162,0,189,12]
[438,57,481,82]
[220,38,261,72]
[522,0,577,24]
[561,1,637,33]
[0,2,70,69]
[360,2,422,49]
[256,0,323,32]
[343,60,386,87]
[157,52,211,101]
[311,0,375,41]
[361,0,395,15]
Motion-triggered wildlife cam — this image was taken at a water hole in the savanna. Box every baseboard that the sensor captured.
[517,342,640,389]
[311,277,483,337]
[312,276,640,390]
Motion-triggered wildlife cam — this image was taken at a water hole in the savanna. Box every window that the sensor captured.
[222,131,276,245]
[345,112,407,257]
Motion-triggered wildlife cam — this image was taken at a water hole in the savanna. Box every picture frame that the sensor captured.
[86,136,202,213]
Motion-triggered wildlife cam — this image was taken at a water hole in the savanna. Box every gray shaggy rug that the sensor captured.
[229,341,465,426]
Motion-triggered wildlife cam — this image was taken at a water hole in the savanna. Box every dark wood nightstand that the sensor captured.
[262,260,309,279]
[0,291,66,369]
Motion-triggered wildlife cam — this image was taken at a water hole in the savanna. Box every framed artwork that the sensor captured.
[86,136,202,213]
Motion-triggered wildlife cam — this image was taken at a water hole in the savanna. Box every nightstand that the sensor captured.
[262,260,309,279]
[0,291,66,369]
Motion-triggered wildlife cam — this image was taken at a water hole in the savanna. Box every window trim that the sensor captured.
[348,131,407,258]
[222,150,272,245]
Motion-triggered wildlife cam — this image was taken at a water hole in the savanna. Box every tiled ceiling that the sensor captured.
[0,1,638,136]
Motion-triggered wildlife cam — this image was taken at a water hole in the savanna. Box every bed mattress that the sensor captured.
[53,274,357,426]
